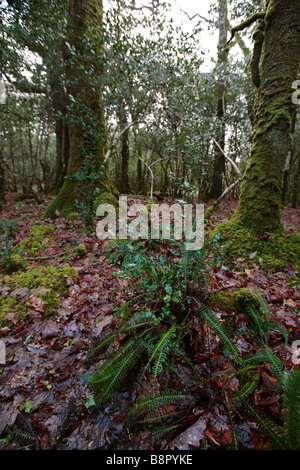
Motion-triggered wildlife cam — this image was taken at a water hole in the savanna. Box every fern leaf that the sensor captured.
[261,345,287,385]
[194,300,242,363]
[283,368,300,449]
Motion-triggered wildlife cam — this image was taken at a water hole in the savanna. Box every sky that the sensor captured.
[171,0,219,71]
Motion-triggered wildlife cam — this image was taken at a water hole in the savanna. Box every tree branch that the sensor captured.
[226,11,266,47]
[209,137,240,175]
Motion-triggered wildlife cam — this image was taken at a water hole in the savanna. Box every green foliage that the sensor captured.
[0,216,25,262]
[193,300,242,363]
[105,239,207,323]
[75,244,87,257]
[14,224,55,257]
[127,390,191,434]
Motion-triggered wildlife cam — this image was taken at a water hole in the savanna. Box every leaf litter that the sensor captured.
[0,194,299,450]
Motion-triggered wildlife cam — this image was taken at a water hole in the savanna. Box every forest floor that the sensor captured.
[0,193,299,450]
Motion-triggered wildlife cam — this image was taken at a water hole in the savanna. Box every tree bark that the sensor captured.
[49,59,70,194]
[209,0,228,199]
[44,0,117,219]
[229,0,300,232]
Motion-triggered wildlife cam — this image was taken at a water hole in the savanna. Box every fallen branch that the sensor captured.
[0,248,77,265]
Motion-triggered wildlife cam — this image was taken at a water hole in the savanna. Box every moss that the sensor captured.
[235,288,262,312]
[15,224,56,257]
[210,291,237,311]
[0,295,28,326]
[0,265,78,327]
[39,290,61,317]
[210,288,264,314]
[210,220,300,273]
[5,265,78,290]
[75,244,87,257]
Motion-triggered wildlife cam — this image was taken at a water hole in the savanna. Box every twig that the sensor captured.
[175,1,213,25]
[1,248,76,264]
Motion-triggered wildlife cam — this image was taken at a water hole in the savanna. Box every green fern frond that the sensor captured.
[240,397,288,450]
[141,325,176,383]
[234,381,257,406]
[246,305,288,345]
[153,423,182,440]
[127,390,191,420]
[85,337,144,403]
[261,345,287,385]
[193,300,242,363]
[283,368,300,449]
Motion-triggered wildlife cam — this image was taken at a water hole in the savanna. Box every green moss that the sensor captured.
[210,220,300,273]
[210,291,237,311]
[14,224,56,257]
[209,288,265,314]
[5,265,78,290]
[75,244,87,257]
[0,295,28,326]
[39,290,61,317]
[0,265,78,327]
[235,288,262,312]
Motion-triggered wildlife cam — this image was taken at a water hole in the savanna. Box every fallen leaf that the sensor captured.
[166,417,207,450]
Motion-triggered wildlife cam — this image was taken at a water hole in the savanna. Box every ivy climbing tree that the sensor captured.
[44,0,118,222]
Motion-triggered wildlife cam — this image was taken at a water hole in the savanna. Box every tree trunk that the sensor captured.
[49,60,70,194]
[230,0,300,232]
[117,103,131,194]
[292,152,300,208]
[44,0,117,219]
[209,0,228,199]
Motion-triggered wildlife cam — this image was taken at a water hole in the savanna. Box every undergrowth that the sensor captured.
[84,237,298,449]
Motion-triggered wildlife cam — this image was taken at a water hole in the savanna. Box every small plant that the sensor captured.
[0,216,25,262]
[85,239,206,437]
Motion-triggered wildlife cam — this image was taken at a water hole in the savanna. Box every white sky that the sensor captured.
[172,0,219,71]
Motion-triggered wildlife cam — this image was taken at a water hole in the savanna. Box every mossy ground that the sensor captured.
[14,224,56,257]
[209,218,300,274]
[0,265,78,327]
[210,288,263,313]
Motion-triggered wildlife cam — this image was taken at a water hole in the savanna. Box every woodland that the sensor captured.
[0,0,299,452]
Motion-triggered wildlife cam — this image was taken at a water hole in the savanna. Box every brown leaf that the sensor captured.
[166,417,207,450]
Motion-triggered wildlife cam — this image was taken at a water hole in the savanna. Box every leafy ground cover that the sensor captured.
[0,193,299,450]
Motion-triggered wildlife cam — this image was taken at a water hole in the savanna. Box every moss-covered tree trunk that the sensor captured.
[230,0,300,232]
[44,0,117,219]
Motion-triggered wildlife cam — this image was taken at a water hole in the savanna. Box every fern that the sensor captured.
[127,390,191,422]
[85,336,145,404]
[240,347,300,449]
[240,397,288,450]
[246,305,288,345]
[141,325,176,384]
[233,381,257,407]
[261,345,287,385]
[283,368,300,449]
[193,300,242,364]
